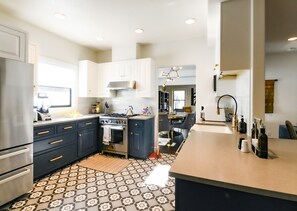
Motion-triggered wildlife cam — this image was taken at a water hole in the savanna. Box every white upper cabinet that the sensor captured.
[0,24,28,62]
[220,0,251,71]
[97,62,114,98]
[136,58,155,98]
[78,60,98,97]
[113,60,136,81]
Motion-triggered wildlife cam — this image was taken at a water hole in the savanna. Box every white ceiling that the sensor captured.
[0,0,208,51]
[0,0,295,54]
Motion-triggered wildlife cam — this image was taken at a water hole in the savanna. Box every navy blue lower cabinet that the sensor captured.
[77,128,97,158]
[175,178,297,211]
[33,117,99,179]
[34,144,77,179]
[128,118,154,159]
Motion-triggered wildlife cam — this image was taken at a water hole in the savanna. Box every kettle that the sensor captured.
[126,105,134,116]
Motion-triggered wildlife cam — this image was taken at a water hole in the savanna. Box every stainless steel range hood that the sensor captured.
[107,80,136,90]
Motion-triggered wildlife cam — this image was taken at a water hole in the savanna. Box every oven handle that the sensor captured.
[101,125,126,131]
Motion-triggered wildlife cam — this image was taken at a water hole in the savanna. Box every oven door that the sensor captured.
[109,125,125,143]
[101,125,128,155]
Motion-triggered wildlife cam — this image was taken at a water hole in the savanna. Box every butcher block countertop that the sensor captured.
[169,126,297,202]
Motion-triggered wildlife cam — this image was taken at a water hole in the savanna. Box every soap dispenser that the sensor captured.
[256,124,268,159]
[239,115,247,134]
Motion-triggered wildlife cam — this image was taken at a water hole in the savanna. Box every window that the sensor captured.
[35,57,77,108]
[173,90,186,109]
[37,86,71,107]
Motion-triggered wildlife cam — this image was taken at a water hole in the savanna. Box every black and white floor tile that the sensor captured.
[1,153,176,211]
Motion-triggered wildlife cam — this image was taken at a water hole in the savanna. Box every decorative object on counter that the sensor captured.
[256,124,268,159]
[90,104,96,114]
[65,111,83,118]
[251,119,259,139]
[239,115,247,134]
[104,101,110,114]
[285,120,297,140]
[200,106,205,121]
[95,102,100,113]
[241,139,249,153]
[216,94,238,128]
[126,105,134,116]
[142,106,152,116]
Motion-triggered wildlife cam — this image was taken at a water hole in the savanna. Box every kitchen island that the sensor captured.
[169,127,297,210]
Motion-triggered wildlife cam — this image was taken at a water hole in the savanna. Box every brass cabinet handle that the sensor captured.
[79,134,82,137]
[37,130,50,135]
[49,155,63,162]
[135,123,138,126]
[85,122,92,125]
[49,139,63,145]
[63,126,73,130]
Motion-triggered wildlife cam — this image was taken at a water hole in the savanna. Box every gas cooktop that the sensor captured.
[101,113,138,118]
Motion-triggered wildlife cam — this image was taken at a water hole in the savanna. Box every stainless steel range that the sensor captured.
[100,113,129,158]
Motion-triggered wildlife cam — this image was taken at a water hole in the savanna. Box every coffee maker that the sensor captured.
[36,94,52,121]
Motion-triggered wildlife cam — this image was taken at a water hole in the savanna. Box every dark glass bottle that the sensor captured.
[257,127,268,159]
[239,115,247,134]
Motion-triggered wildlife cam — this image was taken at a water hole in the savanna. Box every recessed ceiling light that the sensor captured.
[288,37,297,41]
[167,1,176,6]
[135,28,144,34]
[185,18,196,25]
[54,12,66,20]
[96,36,103,41]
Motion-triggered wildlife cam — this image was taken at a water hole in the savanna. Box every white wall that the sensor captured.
[0,10,98,117]
[142,38,215,118]
[265,52,297,138]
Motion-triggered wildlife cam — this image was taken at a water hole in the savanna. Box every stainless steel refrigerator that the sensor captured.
[0,57,33,206]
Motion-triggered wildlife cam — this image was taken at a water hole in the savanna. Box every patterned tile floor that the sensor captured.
[1,153,176,211]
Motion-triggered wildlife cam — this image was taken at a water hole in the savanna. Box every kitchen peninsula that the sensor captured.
[169,126,297,210]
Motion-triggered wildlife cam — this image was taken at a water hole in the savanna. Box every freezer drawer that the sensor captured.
[0,164,33,206]
[0,144,33,175]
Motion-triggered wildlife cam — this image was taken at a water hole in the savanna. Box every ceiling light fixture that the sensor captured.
[288,37,297,41]
[185,18,196,25]
[162,66,182,87]
[135,28,144,34]
[54,12,66,20]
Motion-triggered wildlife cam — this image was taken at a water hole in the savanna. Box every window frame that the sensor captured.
[37,85,72,108]
[173,90,186,110]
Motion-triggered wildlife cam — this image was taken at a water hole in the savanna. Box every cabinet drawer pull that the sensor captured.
[49,155,63,162]
[135,123,138,126]
[130,132,133,135]
[37,130,50,135]
[49,139,63,145]
[85,122,92,125]
[79,134,82,137]
[63,126,73,130]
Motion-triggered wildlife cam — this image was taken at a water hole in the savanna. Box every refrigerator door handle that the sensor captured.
[0,148,30,160]
[0,168,30,185]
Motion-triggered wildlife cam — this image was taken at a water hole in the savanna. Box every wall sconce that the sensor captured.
[162,66,182,87]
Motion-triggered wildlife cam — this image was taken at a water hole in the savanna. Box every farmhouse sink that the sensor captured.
[190,123,233,134]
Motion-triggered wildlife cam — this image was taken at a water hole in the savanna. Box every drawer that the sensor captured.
[34,133,76,154]
[56,122,76,134]
[0,164,33,206]
[34,144,76,179]
[129,120,144,129]
[78,118,98,130]
[0,144,33,175]
[34,126,55,140]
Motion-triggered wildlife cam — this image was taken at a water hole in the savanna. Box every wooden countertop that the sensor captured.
[169,130,297,202]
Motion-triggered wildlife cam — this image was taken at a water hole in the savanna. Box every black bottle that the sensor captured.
[251,123,259,139]
[239,115,247,134]
[256,125,268,159]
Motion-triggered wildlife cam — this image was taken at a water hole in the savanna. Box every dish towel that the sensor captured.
[102,125,111,145]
